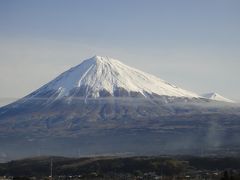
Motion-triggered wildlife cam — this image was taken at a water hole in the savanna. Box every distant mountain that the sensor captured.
[0,56,239,161]
[201,92,234,103]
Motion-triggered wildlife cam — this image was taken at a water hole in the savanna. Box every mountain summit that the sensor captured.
[29,55,199,100]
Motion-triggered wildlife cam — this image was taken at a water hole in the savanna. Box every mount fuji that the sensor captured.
[0,56,240,161]
[27,55,199,101]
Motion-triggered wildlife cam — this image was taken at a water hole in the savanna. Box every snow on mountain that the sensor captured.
[30,55,200,99]
[201,92,234,103]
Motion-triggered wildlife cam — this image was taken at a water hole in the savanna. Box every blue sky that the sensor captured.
[0,0,240,105]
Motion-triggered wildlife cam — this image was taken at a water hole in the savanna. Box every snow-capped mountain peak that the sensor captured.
[30,56,200,99]
[201,92,234,103]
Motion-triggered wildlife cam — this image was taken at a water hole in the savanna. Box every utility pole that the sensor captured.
[50,158,53,180]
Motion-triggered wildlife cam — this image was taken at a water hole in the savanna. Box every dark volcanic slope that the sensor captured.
[0,96,240,161]
[0,96,239,137]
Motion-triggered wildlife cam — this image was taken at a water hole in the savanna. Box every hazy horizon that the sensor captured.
[1,0,240,106]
